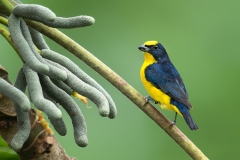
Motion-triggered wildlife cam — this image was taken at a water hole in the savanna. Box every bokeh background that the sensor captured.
[1,0,240,159]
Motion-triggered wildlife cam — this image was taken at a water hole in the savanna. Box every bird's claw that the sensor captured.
[169,121,176,128]
[144,96,158,104]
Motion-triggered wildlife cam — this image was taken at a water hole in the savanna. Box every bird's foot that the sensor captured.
[170,121,176,128]
[169,112,177,128]
[144,96,158,104]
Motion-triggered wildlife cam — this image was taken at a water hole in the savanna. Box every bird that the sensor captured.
[138,40,198,130]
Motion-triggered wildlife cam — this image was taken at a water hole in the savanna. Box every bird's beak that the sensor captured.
[138,44,149,52]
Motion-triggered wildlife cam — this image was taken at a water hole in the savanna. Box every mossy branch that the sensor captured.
[25,20,208,160]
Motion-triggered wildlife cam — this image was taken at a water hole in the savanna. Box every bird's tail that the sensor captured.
[181,110,199,130]
[171,99,198,130]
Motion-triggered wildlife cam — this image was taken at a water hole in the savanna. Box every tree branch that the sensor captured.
[25,20,208,160]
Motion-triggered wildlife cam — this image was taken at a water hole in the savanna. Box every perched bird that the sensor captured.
[138,40,198,130]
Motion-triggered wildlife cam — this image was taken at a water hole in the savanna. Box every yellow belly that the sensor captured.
[140,64,182,116]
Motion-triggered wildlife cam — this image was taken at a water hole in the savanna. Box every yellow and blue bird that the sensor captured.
[138,40,198,130]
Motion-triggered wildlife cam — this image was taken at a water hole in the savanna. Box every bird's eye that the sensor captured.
[154,46,158,49]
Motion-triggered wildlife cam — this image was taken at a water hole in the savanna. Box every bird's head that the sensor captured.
[138,41,167,61]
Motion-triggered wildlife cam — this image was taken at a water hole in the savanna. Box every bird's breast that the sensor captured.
[140,62,169,102]
[140,62,182,115]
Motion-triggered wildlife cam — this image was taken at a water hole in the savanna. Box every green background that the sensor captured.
[1,0,240,159]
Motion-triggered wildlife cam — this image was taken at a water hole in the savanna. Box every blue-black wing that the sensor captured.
[145,62,192,108]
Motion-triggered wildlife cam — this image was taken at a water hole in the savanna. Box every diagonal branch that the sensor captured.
[26,20,208,160]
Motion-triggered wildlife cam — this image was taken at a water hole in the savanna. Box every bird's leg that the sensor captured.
[144,96,158,105]
[170,112,178,127]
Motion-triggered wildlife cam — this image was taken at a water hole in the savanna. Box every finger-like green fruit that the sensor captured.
[46,59,110,117]
[0,76,30,112]
[10,69,31,151]
[41,49,117,118]
[13,4,56,22]
[43,92,67,136]
[20,19,67,81]
[29,27,49,50]
[39,74,88,147]
[41,16,95,28]
[11,107,30,151]
[50,79,73,95]
[23,64,62,120]
[8,14,49,74]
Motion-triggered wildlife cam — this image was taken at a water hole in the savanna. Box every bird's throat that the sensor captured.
[143,52,157,65]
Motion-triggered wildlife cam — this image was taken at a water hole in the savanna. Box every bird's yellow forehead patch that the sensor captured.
[144,41,158,46]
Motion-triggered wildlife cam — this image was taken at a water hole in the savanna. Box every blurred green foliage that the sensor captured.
[1,0,240,159]
[0,137,19,160]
